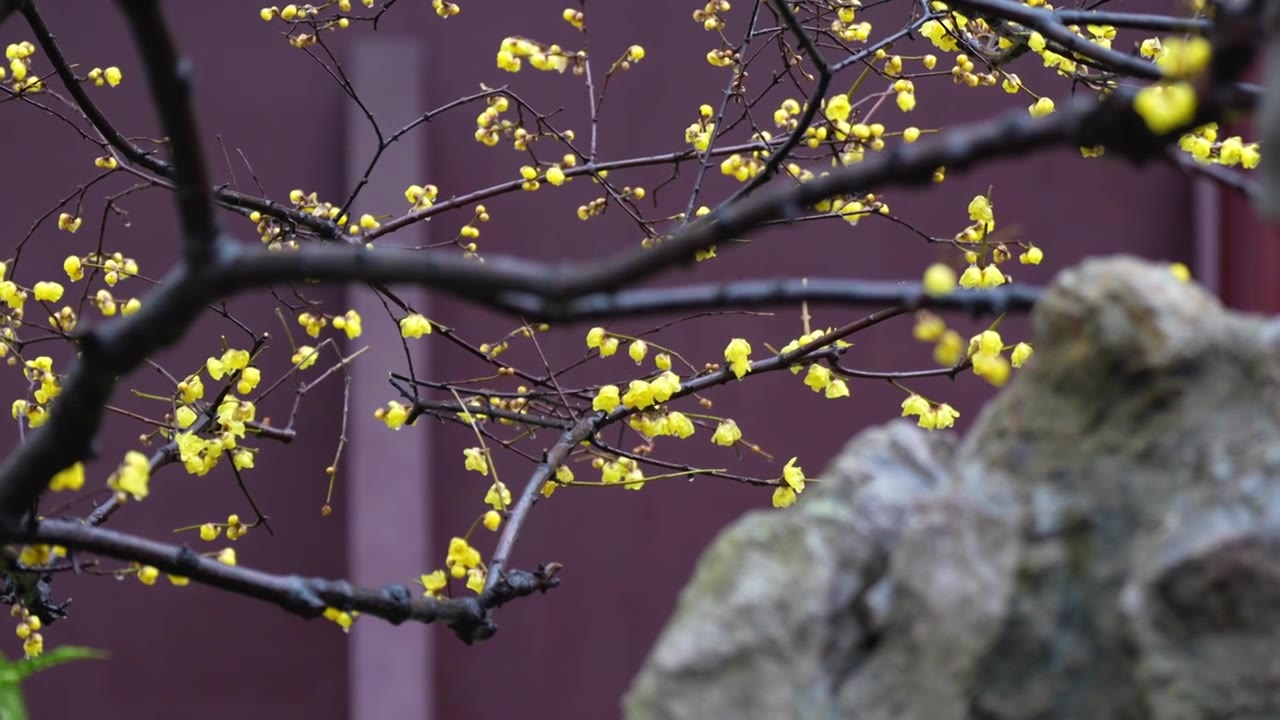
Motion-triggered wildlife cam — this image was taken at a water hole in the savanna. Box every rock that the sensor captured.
[625,257,1280,719]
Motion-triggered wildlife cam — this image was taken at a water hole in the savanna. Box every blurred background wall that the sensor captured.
[0,1,1239,717]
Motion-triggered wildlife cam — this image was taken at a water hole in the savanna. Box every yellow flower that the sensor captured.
[665,411,696,438]
[803,364,831,392]
[772,486,797,508]
[586,326,606,349]
[724,338,751,379]
[627,45,645,62]
[1029,97,1055,118]
[466,568,486,594]
[825,379,850,399]
[1020,246,1044,265]
[104,66,123,86]
[932,403,960,429]
[217,548,237,566]
[57,213,82,233]
[291,345,319,369]
[236,366,261,395]
[593,385,621,412]
[980,265,1006,288]
[399,313,432,338]
[63,256,83,281]
[545,165,566,186]
[975,330,1003,357]
[207,349,250,380]
[463,447,489,475]
[179,375,205,404]
[200,523,221,541]
[654,353,672,371]
[376,400,410,430]
[781,458,806,493]
[1155,37,1211,78]
[1134,82,1197,135]
[712,419,742,446]
[1011,342,1034,368]
[107,450,151,501]
[825,93,852,123]
[649,371,681,403]
[623,380,655,409]
[913,312,945,342]
[959,264,982,289]
[901,394,930,419]
[903,127,921,143]
[447,536,482,570]
[923,263,956,295]
[332,309,363,340]
[599,336,619,357]
[232,449,255,470]
[934,330,964,366]
[32,282,64,303]
[421,570,448,598]
[49,462,85,492]
[175,405,198,429]
[485,481,511,510]
[1169,262,1192,282]
[972,353,1011,386]
[323,608,356,633]
[482,510,502,531]
[628,340,648,364]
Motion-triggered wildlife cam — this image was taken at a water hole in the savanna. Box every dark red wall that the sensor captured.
[0,2,1197,718]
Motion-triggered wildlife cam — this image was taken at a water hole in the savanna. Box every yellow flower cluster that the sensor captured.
[967,329,1018,387]
[1177,123,1261,168]
[475,95,515,147]
[900,394,960,430]
[13,606,44,658]
[497,36,579,75]
[801,363,850,399]
[562,8,585,30]
[86,66,123,88]
[598,456,646,491]
[685,104,717,153]
[445,537,486,593]
[771,457,806,508]
[831,4,871,43]
[913,311,964,367]
[4,41,43,93]
[693,0,731,32]
[629,410,696,439]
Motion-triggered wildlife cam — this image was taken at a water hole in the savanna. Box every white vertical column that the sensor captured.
[344,37,434,720]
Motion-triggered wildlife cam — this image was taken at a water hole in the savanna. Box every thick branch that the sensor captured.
[485,414,601,593]
[1050,9,1210,33]
[26,519,557,643]
[116,0,221,263]
[952,0,1164,80]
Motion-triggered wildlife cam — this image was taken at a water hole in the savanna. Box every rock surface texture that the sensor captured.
[625,257,1280,720]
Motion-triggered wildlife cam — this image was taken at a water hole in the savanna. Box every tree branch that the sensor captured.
[26,519,558,644]
[952,0,1165,80]
[115,0,221,264]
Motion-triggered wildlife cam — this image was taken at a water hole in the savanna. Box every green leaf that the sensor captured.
[7,647,107,683]
[0,682,27,720]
